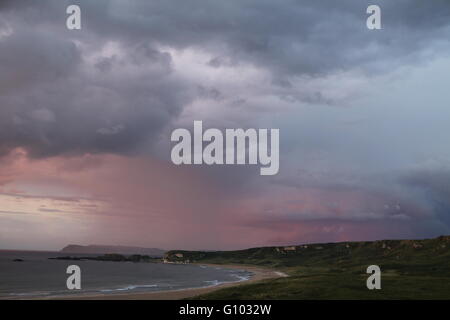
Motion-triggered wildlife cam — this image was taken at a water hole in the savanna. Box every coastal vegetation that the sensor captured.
[165,235,450,299]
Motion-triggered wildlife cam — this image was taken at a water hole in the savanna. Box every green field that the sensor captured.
[165,236,450,299]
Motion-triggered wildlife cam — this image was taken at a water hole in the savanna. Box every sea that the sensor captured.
[0,250,252,299]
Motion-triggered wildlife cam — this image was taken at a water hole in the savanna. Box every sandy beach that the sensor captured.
[47,264,287,300]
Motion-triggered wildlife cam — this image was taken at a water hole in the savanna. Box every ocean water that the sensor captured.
[0,250,252,299]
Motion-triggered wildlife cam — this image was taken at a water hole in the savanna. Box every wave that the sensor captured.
[231,273,251,282]
[203,271,252,288]
[203,279,225,287]
[99,284,158,292]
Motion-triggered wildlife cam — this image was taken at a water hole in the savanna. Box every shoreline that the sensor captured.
[40,264,288,300]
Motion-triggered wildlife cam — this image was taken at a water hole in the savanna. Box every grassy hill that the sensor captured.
[165,235,450,299]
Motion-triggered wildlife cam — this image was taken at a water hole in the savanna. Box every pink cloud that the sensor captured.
[0,149,439,250]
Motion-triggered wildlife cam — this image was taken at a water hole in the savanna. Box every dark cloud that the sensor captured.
[402,169,450,229]
[0,31,81,94]
[89,1,450,75]
[1,0,450,159]
[0,26,191,157]
[45,0,450,76]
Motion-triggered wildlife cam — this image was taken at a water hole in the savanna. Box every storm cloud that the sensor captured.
[1,0,450,157]
[1,1,450,249]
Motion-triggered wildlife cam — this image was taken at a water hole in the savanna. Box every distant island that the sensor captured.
[50,253,161,263]
[61,244,166,257]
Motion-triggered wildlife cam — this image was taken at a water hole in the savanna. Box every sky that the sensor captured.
[1,0,450,251]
